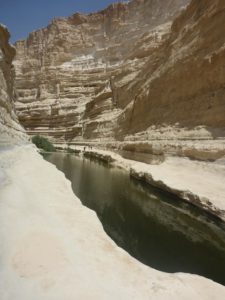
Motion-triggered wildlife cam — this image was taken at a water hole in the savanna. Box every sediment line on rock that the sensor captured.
[64,146,225,222]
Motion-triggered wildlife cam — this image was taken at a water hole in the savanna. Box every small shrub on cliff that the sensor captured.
[32,135,55,152]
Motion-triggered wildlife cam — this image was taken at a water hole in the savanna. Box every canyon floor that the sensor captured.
[0,145,225,299]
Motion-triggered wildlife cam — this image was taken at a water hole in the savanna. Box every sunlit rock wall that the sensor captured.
[14,0,189,143]
[0,24,27,148]
[117,0,225,139]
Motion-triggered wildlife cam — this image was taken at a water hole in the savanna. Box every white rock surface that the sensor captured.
[14,0,190,144]
[2,17,225,299]
[65,146,225,220]
[0,24,27,148]
[132,156,225,211]
[0,145,225,299]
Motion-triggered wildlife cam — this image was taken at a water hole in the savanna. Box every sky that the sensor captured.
[0,0,118,43]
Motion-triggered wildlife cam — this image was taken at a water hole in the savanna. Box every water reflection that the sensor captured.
[118,150,164,164]
[44,152,225,285]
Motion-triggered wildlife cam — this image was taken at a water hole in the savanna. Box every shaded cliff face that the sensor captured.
[14,0,189,143]
[0,24,27,147]
[118,0,225,140]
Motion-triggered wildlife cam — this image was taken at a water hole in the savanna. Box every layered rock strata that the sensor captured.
[14,0,225,161]
[77,146,225,221]
[1,23,225,299]
[114,0,225,160]
[0,24,27,147]
[14,0,191,145]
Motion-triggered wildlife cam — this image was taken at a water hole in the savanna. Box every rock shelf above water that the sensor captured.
[0,145,225,299]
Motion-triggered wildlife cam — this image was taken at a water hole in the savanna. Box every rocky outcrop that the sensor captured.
[14,0,189,141]
[0,24,27,147]
[63,146,225,221]
[1,20,225,299]
[13,0,225,161]
[118,0,225,134]
[116,0,225,149]
[1,145,225,299]
[1,17,225,298]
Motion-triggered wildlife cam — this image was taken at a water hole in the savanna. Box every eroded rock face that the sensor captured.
[0,24,27,147]
[14,0,225,160]
[118,0,225,136]
[14,0,189,141]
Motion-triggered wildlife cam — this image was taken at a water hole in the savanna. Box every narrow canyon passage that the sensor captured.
[1,0,225,297]
[44,152,225,286]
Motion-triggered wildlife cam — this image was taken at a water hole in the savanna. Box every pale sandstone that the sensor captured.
[0,24,27,147]
[14,0,190,145]
[1,20,224,299]
[13,0,225,162]
[62,145,225,221]
[0,145,225,299]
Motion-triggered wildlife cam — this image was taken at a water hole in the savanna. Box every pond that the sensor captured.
[44,152,225,285]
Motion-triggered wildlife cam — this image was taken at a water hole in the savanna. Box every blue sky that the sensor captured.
[0,0,117,43]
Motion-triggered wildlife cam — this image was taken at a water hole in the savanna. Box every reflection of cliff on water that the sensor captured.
[45,152,225,286]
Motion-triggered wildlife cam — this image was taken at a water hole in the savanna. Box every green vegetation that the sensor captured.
[67,147,75,153]
[66,146,81,154]
[32,135,55,152]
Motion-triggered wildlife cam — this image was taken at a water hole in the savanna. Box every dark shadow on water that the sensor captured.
[118,150,164,164]
[44,152,225,285]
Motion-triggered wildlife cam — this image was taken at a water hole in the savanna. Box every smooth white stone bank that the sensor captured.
[0,145,225,300]
[69,146,225,221]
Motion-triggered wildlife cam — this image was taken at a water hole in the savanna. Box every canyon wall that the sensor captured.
[1,11,225,299]
[14,0,225,160]
[0,24,27,147]
[14,0,188,141]
[118,0,225,137]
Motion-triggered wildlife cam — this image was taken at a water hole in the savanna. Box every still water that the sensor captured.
[44,152,225,285]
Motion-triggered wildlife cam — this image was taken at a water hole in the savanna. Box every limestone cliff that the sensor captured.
[1,11,225,299]
[2,9,225,299]
[0,24,27,147]
[14,0,188,140]
[118,0,225,137]
[14,0,225,160]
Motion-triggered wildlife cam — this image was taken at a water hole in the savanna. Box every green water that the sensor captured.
[44,152,225,285]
